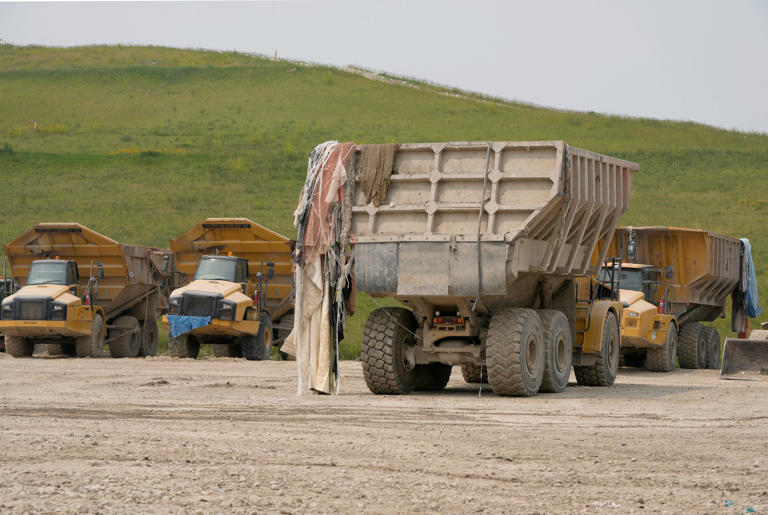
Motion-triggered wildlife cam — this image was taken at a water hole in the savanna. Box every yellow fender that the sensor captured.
[580,300,622,355]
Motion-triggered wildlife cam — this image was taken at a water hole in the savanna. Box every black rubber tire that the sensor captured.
[5,336,34,357]
[486,308,545,397]
[212,342,243,358]
[274,313,294,361]
[168,334,200,359]
[678,322,706,369]
[647,325,678,372]
[703,327,721,369]
[109,316,141,358]
[574,311,619,386]
[138,319,159,357]
[242,312,272,360]
[46,342,76,356]
[460,363,488,384]
[361,307,420,394]
[538,310,573,393]
[75,314,106,358]
[414,363,452,391]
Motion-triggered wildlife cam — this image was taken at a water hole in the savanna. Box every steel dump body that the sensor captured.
[4,223,173,319]
[170,218,293,311]
[600,226,742,323]
[352,141,637,308]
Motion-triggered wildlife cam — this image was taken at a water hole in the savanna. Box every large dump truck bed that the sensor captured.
[4,223,173,318]
[169,218,293,309]
[352,141,637,306]
[598,226,742,323]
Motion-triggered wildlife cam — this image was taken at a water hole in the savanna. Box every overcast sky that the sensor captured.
[2,0,767,134]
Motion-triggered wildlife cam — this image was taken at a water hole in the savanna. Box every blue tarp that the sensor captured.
[167,315,211,339]
[740,238,762,318]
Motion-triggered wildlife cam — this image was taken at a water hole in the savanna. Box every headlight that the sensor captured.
[169,297,181,314]
[1,303,12,320]
[217,301,236,321]
[627,311,639,318]
[50,302,67,321]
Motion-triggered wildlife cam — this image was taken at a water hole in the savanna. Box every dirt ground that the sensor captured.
[0,353,766,514]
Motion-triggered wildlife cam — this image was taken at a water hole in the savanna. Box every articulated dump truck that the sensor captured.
[0,223,174,358]
[597,226,744,371]
[163,218,293,360]
[352,141,637,396]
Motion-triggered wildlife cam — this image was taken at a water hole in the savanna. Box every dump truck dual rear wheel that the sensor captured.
[460,364,488,384]
[702,327,721,369]
[109,316,141,358]
[486,308,545,397]
[168,334,200,359]
[538,310,573,393]
[678,322,706,369]
[574,312,619,387]
[646,326,678,372]
[274,313,295,361]
[139,319,159,357]
[76,314,106,358]
[362,307,450,395]
[242,312,272,361]
[5,336,34,357]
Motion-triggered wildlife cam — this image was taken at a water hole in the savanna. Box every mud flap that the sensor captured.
[720,335,768,379]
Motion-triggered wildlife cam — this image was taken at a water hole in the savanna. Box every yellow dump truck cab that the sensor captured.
[0,258,106,357]
[597,263,678,372]
[163,218,294,361]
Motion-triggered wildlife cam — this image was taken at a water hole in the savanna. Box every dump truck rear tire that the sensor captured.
[486,308,545,397]
[647,326,677,372]
[139,319,159,357]
[703,327,721,369]
[5,336,34,357]
[109,316,141,358]
[574,311,619,386]
[242,312,272,360]
[76,314,106,358]
[414,363,452,391]
[46,342,75,356]
[678,322,706,369]
[212,343,243,358]
[361,307,420,394]
[274,313,294,360]
[168,334,200,359]
[460,364,488,384]
[538,310,573,393]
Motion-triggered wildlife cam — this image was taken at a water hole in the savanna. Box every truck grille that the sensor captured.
[18,300,45,320]
[181,295,217,317]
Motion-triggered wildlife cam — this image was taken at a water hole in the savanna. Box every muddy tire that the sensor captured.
[138,319,159,357]
[647,326,678,372]
[486,308,545,397]
[242,312,272,360]
[460,363,488,384]
[678,322,706,369]
[109,316,141,358]
[414,363,452,391]
[5,336,34,357]
[703,327,721,369]
[75,314,106,358]
[168,334,200,359]
[46,342,76,356]
[538,310,573,393]
[361,307,420,394]
[574,311,619,386]
[212,343,243,358]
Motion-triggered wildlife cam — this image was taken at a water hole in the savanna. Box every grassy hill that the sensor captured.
[1,44,766,356]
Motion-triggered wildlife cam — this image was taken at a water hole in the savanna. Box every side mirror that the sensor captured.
[267,262,275,280]
[97,262,104,280]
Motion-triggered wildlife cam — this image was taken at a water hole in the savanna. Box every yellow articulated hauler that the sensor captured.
[163,218,293,360]
[0,223,175,358]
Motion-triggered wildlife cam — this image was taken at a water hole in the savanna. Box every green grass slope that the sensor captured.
[1,44,766,356]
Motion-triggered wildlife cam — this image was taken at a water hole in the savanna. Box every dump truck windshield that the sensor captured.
[599,267,643,292]
[27,261,68,286]
[195,258,237,282]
